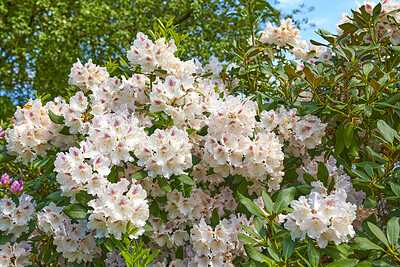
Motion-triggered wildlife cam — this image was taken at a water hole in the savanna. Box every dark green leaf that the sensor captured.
[307,242,320,267]
[367,222,390,248]
[63,203,88,220]
[282,235,296,260]
[261,191,273,214]
[157,176,172,192]
[75,190,95,207]
[325,259,358,267]
[211,208,220,227]
[243,244,275,264]
[48,110,65,124]
[237,192,268,219]
[192,155,201,166]
[272,187,296,214]
[196,125,209,136]
[317,162,329,187]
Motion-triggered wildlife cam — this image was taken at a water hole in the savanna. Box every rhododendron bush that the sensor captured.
[1,0,400,266]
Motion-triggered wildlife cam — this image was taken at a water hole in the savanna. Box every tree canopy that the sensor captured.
[0,0,283,120]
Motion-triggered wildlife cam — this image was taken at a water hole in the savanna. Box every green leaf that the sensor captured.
[211,208,220,227]
[103,239,115,252]
[387,217,399,248]
[272,187,296,214]
[344,122,354,149]
[334,123,345,156]
[92,258,106,267]
[243,244,275,264]
[130,169,148,180]
[196,125,209,136]
[192,155,201,166]
[237,192,268,219]
[325,259,358,267]
[377,120,395,143]
[354,237,384,251]
[48,110,65,124]
[303,173,316,185]
[282,235,296,260]
[241,224,262,240]
[367,222,390,248]
[63,203,88,220]
[176,174,194,186]
[0,233,13,245]
[157,176,172,192]
[390,182,400,197]
[0,151,16,162]
[237,233,259,244]
[75,190,95,207]
[261,191,273,214]
[145,249,160,265]
[176,246,183,260]
[307,242,320,267]
[366,146,386,164]
[317,162,329,187]
[59,126,71,135]
[363,196,377,209]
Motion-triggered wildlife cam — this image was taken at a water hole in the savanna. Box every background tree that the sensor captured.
[0,0,287,120]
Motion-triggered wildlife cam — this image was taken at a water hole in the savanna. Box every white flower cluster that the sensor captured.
[259,107,327,157]
[189,214,254,266]
[259,18,326,62]
[0,241,32,266]
[5,99,76,164]
[68,58,109,92]
[37,202,101,263]
[127,32,197,76]
[202,96,285,191]
[146,187,237,250]
[296,155,366,205]
[0,194,36,238]
[284,188,357,248]
[87,178,149,240]
[135,127,193,178]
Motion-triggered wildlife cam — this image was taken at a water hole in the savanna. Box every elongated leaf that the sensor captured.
[177,174,194,186]
[377,120,395,143]
[355,237,384,251]
[130,170,148,180]
[307,242,320,267]
[241,224,262,240]
[367,222,390,248]
[282,235,296,260]
[157,176,172,192]
[237,233,259,244]
[261,191,273,214]
[344,122,354,149]
[211,208,219,227]
[237,192,268,219]
[63,203,88,220]
[325,259,358,267]
[386,217,399,248]
[272,187,296,214]
[243,244,275,264]
[317,162,329,187]
[48,110,65,124]
[145,249,160,265]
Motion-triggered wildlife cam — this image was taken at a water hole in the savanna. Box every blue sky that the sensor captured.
[277,0,379,42]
